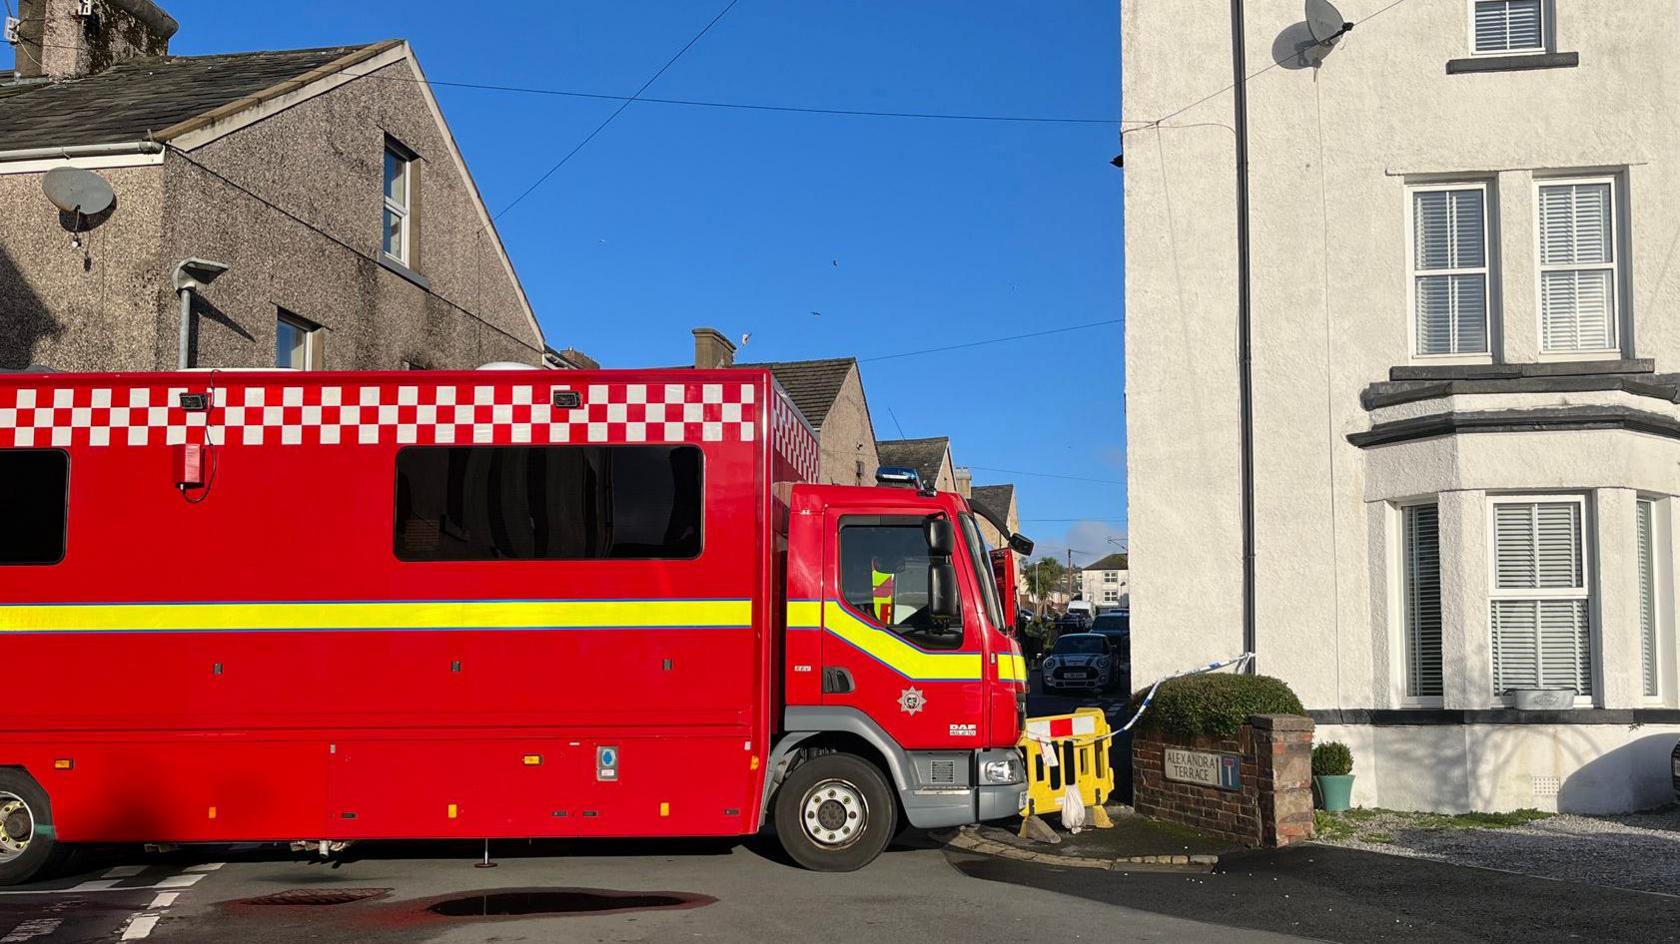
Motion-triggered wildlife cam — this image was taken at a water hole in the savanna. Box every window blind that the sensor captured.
[1638,499,1657,697]
[1474,0,1543,53]
[1403,505,1443,698]
[1490,501,1592,696]
[1538,182,1617,353]
[1413,188,1488,356]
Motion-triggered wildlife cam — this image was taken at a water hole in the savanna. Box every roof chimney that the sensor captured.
[692,327,736,369]
[954,466,973,498]
[14,0,176,80]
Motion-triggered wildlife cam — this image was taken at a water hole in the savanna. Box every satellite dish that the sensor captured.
[1306,0,1352,47]
[43,166,115,216]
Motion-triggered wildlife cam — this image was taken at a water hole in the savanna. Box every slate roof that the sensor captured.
[0,44,384,151]
[876,437,950,487]
[1082,552,1128,572]
[970,484,1016,523]
[734,357,856,429]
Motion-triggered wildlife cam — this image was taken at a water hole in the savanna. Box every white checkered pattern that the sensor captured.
[771,385,821,482]
[0,381,762,449]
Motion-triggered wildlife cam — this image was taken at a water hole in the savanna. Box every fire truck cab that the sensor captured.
[0,367,1030,880]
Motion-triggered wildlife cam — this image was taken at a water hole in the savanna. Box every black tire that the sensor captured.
[0,768,70,886]
[773,753,896,872]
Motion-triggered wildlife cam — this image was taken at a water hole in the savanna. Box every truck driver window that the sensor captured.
[839,519,963,650]
[394,445,703,561]
[0,450,68,565]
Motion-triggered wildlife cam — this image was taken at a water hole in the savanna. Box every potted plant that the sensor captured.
[1312,741,1355,813]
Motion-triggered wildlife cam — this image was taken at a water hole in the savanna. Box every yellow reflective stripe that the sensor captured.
[821,602,982,681]
[786,600,823,629]
[0,599,753,633]
[995,653,1028,682]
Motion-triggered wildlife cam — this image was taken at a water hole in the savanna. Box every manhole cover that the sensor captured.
[241,888,391,906]
[428,888,712,917]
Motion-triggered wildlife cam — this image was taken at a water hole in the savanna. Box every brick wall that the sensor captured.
[1133,714,1315,847]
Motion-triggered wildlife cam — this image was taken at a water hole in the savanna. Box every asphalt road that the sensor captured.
[0,837,1317,944]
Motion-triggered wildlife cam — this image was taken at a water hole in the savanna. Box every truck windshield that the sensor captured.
[959,514,1008,635]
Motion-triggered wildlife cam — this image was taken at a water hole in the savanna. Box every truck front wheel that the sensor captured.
[773,753,895,871]
[0,769,68,887]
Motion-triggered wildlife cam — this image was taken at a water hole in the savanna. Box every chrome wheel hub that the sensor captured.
[801,778,866,849]
[0,794,33,863]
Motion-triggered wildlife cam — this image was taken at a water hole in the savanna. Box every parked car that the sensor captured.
[1041,632,1119,693]
[1088,611,1130,660]
[1054,609,1091,634]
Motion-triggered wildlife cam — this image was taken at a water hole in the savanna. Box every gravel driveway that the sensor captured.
[1321,807,1680,895]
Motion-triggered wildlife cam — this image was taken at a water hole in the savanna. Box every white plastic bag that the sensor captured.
[1060,784,1087,833]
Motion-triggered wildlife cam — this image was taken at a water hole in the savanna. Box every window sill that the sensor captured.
[1446,51,1579,74]
[1309,707,1680,725]
[379,254,431,292]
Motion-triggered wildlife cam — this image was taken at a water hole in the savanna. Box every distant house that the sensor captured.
[688,328,880,485]
[876,436,955,493]
[0,0,545,373]
[1080,553,1129,609]
[971,483,1027,601]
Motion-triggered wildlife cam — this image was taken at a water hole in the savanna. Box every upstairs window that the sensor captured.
[0,450,68,565]
[383,140,414,266]
[1538,178,1620,355]
[276,310,321,370]
[1489,499,1592,697]
[1472,0,1544,54]
[1410,184,1490,358]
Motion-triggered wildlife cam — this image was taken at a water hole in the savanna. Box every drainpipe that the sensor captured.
[170,259,231,370]
[1231,0,1257,672]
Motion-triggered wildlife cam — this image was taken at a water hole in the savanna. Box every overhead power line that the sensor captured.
[968,465,1123,486]
[494,0,738,220]
[858,317,1120,363]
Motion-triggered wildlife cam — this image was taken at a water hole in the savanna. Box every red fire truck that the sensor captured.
[0,367,1031,881]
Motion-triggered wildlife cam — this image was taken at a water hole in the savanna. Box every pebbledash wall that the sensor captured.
[1124,0,1680,814]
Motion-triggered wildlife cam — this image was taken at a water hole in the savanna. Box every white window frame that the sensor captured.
[1637,495,1672,704]
[1406,181,1494,364]
[1486,494,1596,706]
[1534,174,1625,361]
[383,143,412,267]
[1398,500,1445,706]
[1468,0,1548,57]
[276,312,321,370]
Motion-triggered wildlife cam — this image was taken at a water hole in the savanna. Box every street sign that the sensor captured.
[1163,748,1241,791]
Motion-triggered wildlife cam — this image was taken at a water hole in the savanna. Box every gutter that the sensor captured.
[0,141,165,163]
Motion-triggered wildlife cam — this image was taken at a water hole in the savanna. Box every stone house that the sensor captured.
[971,482,1027,602]
[876,436,956,493]
[1125,0,1680,813]
[687,327,881,486]
[0,0,545,373]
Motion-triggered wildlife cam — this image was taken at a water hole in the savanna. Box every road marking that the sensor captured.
[182,862,223,873]
[66,879,119,891]
[102,866,147,879]
[147,893,177,909]
[0,919,61,942]
[151,874,203,889]
[119,914,159,941]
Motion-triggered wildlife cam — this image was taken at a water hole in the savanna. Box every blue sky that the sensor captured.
[14,1,1125,565]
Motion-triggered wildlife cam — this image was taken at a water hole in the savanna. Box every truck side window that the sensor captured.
[838,519,963,651]
[0,449,68,565]
[394,445,703,561]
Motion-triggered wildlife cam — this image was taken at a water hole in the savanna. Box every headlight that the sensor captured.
[1095,657,1110,669]
[980,756,1024,784]
[1042,657,1059,671]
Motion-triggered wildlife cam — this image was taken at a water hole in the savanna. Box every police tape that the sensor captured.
[1022,652,1255,746]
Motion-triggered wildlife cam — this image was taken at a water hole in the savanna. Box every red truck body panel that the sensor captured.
[0,366,1023,847]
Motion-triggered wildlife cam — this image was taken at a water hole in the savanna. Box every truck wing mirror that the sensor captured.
[928,562,961,621]
[924,516,955,557]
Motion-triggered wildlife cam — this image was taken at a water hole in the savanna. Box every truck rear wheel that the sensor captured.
[773,753,895,872]
[0,769,67,887]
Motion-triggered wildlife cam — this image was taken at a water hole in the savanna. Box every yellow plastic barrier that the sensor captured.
[1019,708,1115,817]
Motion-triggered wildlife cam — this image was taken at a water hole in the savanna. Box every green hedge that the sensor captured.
[1127,673,1304,740]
